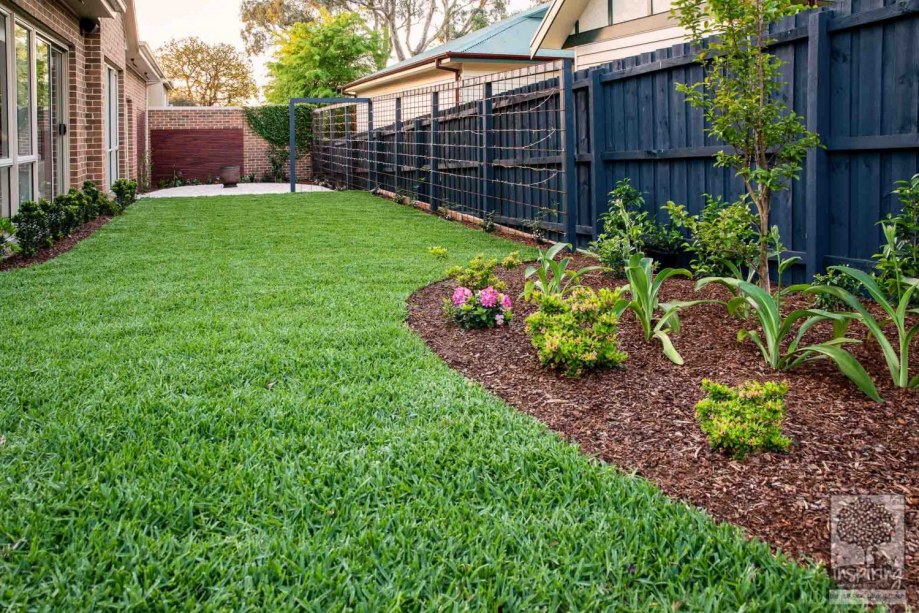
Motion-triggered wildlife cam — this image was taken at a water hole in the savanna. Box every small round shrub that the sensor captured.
[445,254,506,291]
[695,379,790,459]
[525,286,628,377]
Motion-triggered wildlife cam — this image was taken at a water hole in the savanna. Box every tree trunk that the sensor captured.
[756,195,772,293]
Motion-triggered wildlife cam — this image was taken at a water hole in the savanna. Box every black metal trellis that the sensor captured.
[288,97,371,193]
[308,60,579,244]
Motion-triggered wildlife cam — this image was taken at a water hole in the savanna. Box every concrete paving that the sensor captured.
[144,183,332,199]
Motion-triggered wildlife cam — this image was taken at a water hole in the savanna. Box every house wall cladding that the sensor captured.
[313,0,919,280]
[147,108,312,185]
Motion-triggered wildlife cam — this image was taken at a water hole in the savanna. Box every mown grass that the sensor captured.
[0,192,838,609]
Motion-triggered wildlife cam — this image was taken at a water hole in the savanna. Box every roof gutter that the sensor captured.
[343,52,570,92]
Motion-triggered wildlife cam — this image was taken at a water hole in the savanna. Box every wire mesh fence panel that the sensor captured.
[310,61,570,242]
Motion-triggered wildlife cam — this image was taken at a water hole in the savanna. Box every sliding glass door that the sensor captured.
[0,9,68,217]
[37,40,66,201]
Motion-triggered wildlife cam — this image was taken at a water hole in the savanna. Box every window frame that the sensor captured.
[105,64,120,188]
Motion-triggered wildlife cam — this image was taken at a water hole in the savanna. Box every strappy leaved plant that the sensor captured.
[806,231,919,391]
[618,254,711,365]
[696,277,881,401]
[523,242,603,301]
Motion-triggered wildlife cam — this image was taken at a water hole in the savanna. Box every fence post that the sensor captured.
[481,82,495,219]
[344,107,352,189]
[413,118,424,201]
[560,59,578,247]
[588,69,604,240]
[429,91,440,213]
[367,101,376,190]
[805,9,830,280]
[289,100,297,193]
[395,97,403,197]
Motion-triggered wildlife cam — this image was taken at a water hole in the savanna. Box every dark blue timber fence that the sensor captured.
[310,0,919,279]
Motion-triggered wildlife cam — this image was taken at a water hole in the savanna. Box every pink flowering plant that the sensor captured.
[445,285,513,329]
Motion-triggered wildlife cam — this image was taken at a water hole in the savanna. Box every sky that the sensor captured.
[135,0,533,99]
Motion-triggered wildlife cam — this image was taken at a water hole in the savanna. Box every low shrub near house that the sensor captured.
[12,200,51,257]
[695,379,791,459]
[112,179,138,209]
[445,286,513,329]
[10,181,122,261]
[0,217,16,254]
[446,254,506,291]
[84,180,121,216]
[525,286,628,377]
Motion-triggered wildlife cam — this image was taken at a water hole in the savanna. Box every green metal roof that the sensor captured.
[359,5,572,81]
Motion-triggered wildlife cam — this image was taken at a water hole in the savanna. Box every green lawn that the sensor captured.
[0,192,836,609]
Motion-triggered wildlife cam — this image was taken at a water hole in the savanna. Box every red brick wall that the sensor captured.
[147,108,312,185]
[150,129,244,184]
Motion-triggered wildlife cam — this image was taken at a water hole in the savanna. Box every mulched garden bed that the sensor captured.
[0,215,112,272]
[407,256,918,604]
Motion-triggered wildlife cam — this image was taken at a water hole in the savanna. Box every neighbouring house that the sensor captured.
[530,0,687,68]
[0,0,169,219]
[342,4,574,99]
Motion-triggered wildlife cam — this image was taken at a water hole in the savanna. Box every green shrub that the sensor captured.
[590,179,682,274]
[501,251,521,269]
[810,269,862,311]
[427,246,448,259]
[664,196,759,278]
[525,286,628,377]
[12,200,50,257]
[39,198,67,240]
[0,217,15,253]
[695,379,791,459]
[83,180,120,216]
[112,179,138,208]
[446,254,506,291]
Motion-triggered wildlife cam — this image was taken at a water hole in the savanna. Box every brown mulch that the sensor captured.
[0,216,112,272]
[407,256,919,604]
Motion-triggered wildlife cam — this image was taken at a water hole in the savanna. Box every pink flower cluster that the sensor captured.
[451,285,513,326]
[452,286,473,307]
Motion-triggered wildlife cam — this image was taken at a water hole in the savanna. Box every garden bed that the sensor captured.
[407,258,918,604]
[0,215,112,272]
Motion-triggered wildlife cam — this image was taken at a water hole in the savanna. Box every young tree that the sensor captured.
[157,38,258,107]
[673,0,821,290]
[240,0,507,62]
[264,11,388,102]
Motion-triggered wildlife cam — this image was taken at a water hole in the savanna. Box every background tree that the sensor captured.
[157,37,258,106]
[240,0,508,62]
[264,11,388,102]
[673,0,821,290]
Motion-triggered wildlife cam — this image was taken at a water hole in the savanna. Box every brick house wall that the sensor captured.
[148,108,312,185]
[0,0,151,200]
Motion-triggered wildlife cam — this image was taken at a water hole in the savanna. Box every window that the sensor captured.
[0,12,68,217]
[36,39,65,200]
[15,24,30,158]
[105,66,119,188]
